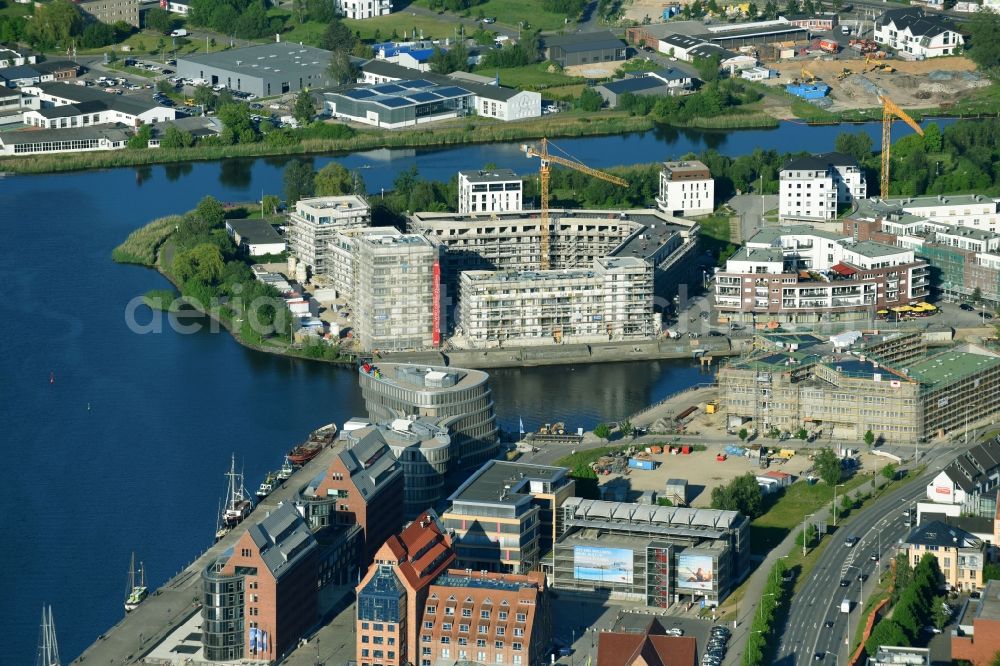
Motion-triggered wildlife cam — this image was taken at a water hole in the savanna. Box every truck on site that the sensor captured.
[171,29,188,37]
[841,599,851,613]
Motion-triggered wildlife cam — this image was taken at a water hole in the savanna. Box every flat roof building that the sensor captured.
[225,218,286,256]
[867,646,930,666]
[79,0,140,27]
[354,231,440,351]
[0,124,130,156]
[657,160,714,217]
[458,168,523,215]
[324,79,473,129]
[359,362,501,478]
[543,30,627,68]
[953,578,1000,664]
[457,256,656,347]
[552,498,750,608]
[443,460,575,574]
[287,195,370,275]
[780,152,867,222]
[177,43,336,97]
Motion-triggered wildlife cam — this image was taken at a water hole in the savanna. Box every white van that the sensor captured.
[841,599,851,613]
[841,25,851,35]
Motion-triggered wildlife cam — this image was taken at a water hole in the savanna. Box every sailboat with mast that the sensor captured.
[36,605,60,666]
[124,552,148,612]
[220,453,252,531]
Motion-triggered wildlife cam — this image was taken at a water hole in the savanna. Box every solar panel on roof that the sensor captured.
[376,97,411,108]
[374,84,405,94]
[403,79,436,89]
[344,88,377,99]
[433,86,470,98]
[407,91,441,103]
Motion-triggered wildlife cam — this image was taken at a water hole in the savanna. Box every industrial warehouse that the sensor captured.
[719,331,1000,444]
[550,498,751,608]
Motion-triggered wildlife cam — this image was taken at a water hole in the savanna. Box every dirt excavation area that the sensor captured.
[623,0,676,22]
[765,55,988,114]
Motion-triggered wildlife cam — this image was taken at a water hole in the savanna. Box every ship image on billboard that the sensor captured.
[573,546,634,584]
[677,554,714,590]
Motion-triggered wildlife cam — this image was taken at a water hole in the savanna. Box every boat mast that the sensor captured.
[225,453,237,510]
[127,552,136,594]
[35,605,61,666]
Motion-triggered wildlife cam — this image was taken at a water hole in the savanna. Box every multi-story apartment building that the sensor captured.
[552,499,750,608]
[356,513,456,666]
[904,520,984,591]
[655,160,714,217]
[326,226,399,301]
[457,257,655,346]
[286,195,370,275]
[359,362,501,477]
[458,169,524,215]
[719,333,1000,444]
[442,460,576,574]
[420,570,551,666]
[881,195,1000,232]
[779,152,866,221]
[200,503,319,662]
[713,225,929,322]
[79,0,140,27]
[343,416,454,519]
[297,429,404,566]
[354,231,440,351]
[874,8,964,58]
[337,0,393,19]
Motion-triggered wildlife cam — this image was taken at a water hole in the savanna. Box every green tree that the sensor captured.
[127,124,152,149]
[762,0,778,18]
[156,79,175,96]
[160,124,194,148]
[738,427,748,442]
[577,87,603,111]
[656,497,673,506]
[217,103,258,143]
[314,162,355,196]
[710,473,764,518]
[619,419,634,438]
[195,196,226,228]
[328,49,359,85]
[840,493,852,515]
[795,522,817,547]
[145,7,175,33]
[172,243,225,284]
[262,194,281,215]
[193,85,216,110]
[293,89,315,125]
[834,131,874,163]
[814,447,842,486]
[966,8,1000,70]
[747,2,759,17]
[592,423,611,440]
[923,122,943,153]
[973,287,983,304]
[29,0,83,49]
[693,54,721,84]
[865,618,910,655]
[283,160,315,205]
[795,428,808,440]
[864,429,875,447]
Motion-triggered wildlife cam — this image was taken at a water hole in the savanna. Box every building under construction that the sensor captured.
[719,331,1000,444]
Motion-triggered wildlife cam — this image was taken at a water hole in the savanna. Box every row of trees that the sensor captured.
[866,553,949,655]
[710,473,765,518]
[743,559,791,666]
[186,0,283,40]
[614,77,764,124]
[2,0,133,50]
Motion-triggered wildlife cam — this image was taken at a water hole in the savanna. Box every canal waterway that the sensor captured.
[0,118,950,663]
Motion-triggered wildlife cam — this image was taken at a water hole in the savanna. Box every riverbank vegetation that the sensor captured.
[111,215,180,265]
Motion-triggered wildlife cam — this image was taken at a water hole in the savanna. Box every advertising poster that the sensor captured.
[573,546,634,584]
[677,554,714,590]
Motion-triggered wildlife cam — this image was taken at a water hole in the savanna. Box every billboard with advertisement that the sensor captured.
[573,546,634,584]
[677,554,714,590]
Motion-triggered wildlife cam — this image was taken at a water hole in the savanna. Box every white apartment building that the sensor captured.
[883,194,1000,232]
[354,232,439,351]
[336,0,392,19]
[714,225,929,320]
[286,195,370,275]
[779,152,866,222]
[0,47,36,68]
[457,256,655,346]
[874,8,964,58]
[21,82,175,128]
[457,169,523,215]
[326,226,402,301]
[655,159,714,217]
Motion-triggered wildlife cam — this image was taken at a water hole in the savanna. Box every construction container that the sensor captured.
[681,445,691,455]
[716,454,727,462]
[818,38,839,53]
[785,82,830,100]
[650,445,663,454]
[628,458,657,471]
[778,448,796,459]
[706,402,717,414]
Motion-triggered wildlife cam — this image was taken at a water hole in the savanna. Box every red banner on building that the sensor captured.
[432,260,441,347]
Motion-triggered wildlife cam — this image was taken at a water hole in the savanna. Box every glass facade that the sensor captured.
[358,565,405,623]
[201,558,246,661]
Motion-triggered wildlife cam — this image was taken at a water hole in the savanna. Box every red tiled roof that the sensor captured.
[598,619,696,666]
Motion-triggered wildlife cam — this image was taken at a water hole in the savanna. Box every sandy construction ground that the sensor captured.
[564,60,627,78]
[623,0,673,22]
[765,55,986,114]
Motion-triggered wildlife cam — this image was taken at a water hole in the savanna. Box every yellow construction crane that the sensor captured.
[522,137,629,270]
[801,66,819,83]
[880,95,924,197]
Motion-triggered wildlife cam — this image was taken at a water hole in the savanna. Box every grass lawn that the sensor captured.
[77,30,227,57]
[489,63,583,90]
[106,62,158,78]
[543,84,586,100]
[697,211,736,265]
[790,98,840,123]
[553,444,630,471]
[410,0,575,31]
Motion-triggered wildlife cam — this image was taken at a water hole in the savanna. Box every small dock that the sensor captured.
[72,439,346,665]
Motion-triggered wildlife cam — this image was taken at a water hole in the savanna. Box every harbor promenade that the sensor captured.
[72,440,345,665]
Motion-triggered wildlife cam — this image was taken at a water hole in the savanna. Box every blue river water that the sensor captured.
[0,119,950,663]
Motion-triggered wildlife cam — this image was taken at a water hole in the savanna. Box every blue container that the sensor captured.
[629,458,656,470]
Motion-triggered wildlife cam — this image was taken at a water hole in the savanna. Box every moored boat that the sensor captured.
[124,552,147,613]
[220,453,252,528]
[256,472,279,499]
[287,423,338,465]
[276,456,294,480]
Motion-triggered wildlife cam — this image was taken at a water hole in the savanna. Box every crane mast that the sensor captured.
[522,137,629,270]
[879,95,924,197]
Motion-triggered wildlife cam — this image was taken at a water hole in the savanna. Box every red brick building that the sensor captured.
[356,512,457,666]
[200,502,319,662]
[303,429,405,566]
[420,569,550,666]
[597,618,697,666]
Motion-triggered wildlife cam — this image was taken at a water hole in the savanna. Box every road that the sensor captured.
[772,440,969,666]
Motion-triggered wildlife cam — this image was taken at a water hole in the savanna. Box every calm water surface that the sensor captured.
[0,119,950,662]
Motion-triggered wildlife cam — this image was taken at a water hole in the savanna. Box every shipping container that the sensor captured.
[628,458,657,470]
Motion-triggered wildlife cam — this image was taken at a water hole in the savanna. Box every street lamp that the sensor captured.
[803,513,815,557]
[833,483,846,526]
[756,593,775,623]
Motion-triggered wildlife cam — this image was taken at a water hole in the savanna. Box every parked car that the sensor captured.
[481,16,496,23]
[840,579,851,587]
[961,303,975,311]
